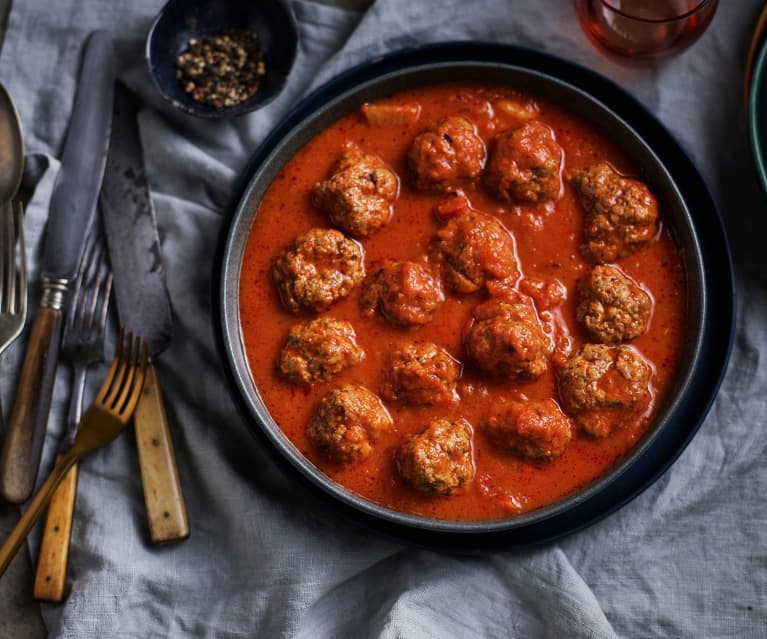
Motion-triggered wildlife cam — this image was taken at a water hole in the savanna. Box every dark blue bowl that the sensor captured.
[216,43,735,550]
[145,0,298,119]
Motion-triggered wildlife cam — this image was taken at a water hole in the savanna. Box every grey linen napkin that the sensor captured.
[0,0,764,636]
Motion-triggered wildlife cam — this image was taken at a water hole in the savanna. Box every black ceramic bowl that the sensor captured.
[217,44,734,549]
[146,0,298,119]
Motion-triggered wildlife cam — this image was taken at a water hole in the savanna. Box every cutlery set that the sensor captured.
[0,31,189,592]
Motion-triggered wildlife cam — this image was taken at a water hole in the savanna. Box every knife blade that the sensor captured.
[100,83,189,544]
[0,31,115,504]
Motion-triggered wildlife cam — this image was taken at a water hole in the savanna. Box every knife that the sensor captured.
[0,31,115,504]
[100,83,189,544]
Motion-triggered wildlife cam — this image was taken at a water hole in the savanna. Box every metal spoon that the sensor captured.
[0,84,24,457]
[0,82,24,203]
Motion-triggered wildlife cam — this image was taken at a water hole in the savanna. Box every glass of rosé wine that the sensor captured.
[574,0,719,64]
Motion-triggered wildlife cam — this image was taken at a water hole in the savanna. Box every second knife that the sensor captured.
[100,84,189,544]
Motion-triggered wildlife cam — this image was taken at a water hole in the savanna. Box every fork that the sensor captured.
[0,199,26,357]
[0,330,147,578]
[0,200,26,435]
[33,235,112,601]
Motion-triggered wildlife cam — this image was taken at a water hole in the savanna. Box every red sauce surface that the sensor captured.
[239,83,686,521]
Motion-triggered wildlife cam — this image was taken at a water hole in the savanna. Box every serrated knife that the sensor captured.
[0,31,115,504]
[100,83,189,544]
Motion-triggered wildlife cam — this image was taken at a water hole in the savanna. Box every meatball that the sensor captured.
[571,162,659,263]
[397,418,474,495]
[408,116,486,192]
[465,291,551,380]
[485,399,573,460]
[577,264,652,344]
[381,342,461,405]
[271,228,365,313]
[558,343,652,437]
[431,210,519,294]
[312,150,399,238]
[484,121,564,203]
[360,260,444,326]
[278,317,364,385]
[308,385,392,463]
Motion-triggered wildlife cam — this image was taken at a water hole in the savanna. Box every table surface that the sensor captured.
[0,1,372,636]
[2,1,755,637]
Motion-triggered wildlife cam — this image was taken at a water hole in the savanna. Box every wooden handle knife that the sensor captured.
[0,306,63,503]
[133,364,189,544]
[33,454,78,602]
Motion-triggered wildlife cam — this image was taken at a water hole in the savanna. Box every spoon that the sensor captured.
[0,82,24,203]
[0,84,24,461]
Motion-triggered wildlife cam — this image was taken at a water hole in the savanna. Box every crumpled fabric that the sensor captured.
[0,0,764,636]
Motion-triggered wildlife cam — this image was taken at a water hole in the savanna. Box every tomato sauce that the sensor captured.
[238,83,686,521]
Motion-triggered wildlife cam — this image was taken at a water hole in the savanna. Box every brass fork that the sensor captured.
[0,330,147,578]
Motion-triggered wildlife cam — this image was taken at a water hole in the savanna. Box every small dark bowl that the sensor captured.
[145,0,298,119]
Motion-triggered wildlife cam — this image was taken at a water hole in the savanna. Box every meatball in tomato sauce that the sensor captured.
[309,385,392,464]
[312,149,399,238]
[465,291,551,380]
[558,343,652,438]
[571,162,659,263]
[271,228,365,313]
[397,418,474,495]
[381,342,461,405]
[577,264,652,344]
[278,317,364,386]
[485,399,573,461]
[408,116,486,192]
[431,210,519,294]
[360,260,444,326]
[485,121,563,203]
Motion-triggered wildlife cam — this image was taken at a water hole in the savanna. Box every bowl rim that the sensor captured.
[216,42,735,548]
[144,0,299,119]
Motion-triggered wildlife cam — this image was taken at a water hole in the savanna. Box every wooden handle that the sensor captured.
[133,364,189,544]
[0,306,63,503]
[0,452,77,577]
[33,454,78,602]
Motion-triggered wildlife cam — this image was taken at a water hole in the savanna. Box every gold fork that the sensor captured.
[0,330,147,577]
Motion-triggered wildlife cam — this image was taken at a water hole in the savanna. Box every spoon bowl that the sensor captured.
[0,83,24,202]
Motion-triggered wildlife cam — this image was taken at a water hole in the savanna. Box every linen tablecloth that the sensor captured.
[0,0,764,636]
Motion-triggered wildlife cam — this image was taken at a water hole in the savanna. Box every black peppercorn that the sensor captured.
[175,30,266,108]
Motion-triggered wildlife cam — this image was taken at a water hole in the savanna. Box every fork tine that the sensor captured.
[103,332,133,408]
[78,245,112,331]
[1,202,12,313]
[118,341,148,419]
[13,201,25,317]
[84,251,111,335]
[95,328,124,405]
[67,235,97,335]
[95,270,113,336]
[114,336,140,414]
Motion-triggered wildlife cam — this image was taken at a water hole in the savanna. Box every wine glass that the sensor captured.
[574,0,719,64]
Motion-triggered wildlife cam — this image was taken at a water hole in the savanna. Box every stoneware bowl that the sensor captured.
[146,0,298,119]
[216,43,734,550]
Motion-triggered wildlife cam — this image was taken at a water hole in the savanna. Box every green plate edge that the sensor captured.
[749,37,767,197]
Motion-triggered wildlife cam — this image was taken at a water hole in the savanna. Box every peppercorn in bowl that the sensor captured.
[146,0,298,118]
